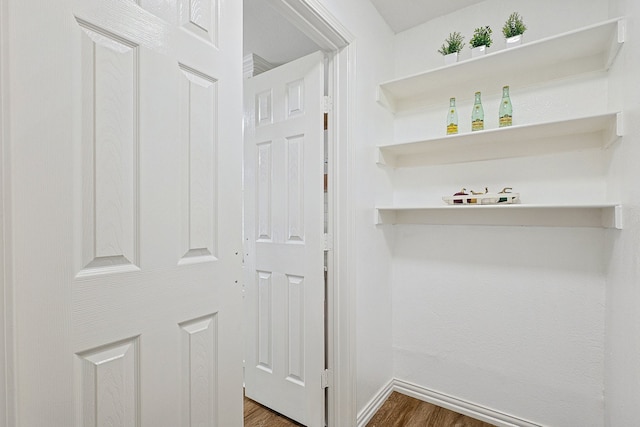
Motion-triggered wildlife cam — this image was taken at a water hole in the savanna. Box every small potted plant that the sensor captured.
[469,26,493,58]
[503,12,527,48]
[438,32,465,65]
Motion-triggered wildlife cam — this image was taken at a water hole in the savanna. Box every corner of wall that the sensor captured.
[604,1,640,426]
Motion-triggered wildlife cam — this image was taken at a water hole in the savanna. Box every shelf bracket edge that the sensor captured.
[376,86,397,113]
[604,112,623,149]
[614,205,623,230]
[376,148,397,168]
[375,208,397,225]
[606,18,626,70]
[603,205,623,229]
[616,111,624,138]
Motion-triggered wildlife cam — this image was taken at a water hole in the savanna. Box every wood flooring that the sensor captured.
[244,396,304,427]
[244,391,495,427]
[366,392,495,427]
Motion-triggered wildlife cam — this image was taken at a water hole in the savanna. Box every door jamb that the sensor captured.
[0,0,13,425]
[325,45,356,427]
[263,1,355,425]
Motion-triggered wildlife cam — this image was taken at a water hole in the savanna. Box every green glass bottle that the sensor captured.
[499,85,513,127]
[471,91,484,131]
[447,97,458,135]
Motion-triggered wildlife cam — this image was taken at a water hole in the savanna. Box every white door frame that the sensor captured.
[0,0,12,424]
[263,1,355,425]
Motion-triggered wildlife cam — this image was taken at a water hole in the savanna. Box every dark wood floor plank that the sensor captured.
[244,390,495,427]
[244,396,304,427]
[366,391,496,427]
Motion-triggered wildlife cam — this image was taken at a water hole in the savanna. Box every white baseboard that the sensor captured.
[357,378,542,427]
[356,379,394,427]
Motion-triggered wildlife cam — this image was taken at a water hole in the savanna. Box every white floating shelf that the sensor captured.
[377,18,625,112]
[377,112,622,167]
[375,204,622,229]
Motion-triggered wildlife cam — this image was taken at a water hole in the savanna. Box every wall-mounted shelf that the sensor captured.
[375,204,623,229]
[377,17,625,113]
[377,112,622,167]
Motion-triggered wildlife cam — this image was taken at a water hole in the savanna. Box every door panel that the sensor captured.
[7,0,243,425]
[178,63,218,263]
[244,51,325,427]
[77,18,140,275]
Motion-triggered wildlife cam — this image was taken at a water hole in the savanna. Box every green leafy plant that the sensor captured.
[437,32,465,55]
[470,26,493,48]
[503,12,527,38]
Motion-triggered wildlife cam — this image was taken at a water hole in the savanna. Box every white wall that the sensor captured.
[311,0,640,424]
[314,0,397,416]
[389,0,613,425]
[605,0,640,425]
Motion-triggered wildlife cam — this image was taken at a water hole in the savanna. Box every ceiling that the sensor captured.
[369,0,486,33]
[243,0,320,66]
[243,0,487,66]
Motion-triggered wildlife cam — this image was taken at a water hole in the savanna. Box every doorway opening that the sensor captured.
[242,1,353,426]
[243,49,327,426]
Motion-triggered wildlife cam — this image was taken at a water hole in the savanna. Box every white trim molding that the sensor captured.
[0,0,12,424]
[357,379,542,427]
[356,379,394,427]
[328,41,357,427]
[265,0,353,51]
[274,2,356,426]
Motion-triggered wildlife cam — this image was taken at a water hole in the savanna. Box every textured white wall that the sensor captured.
[605,0,640,425]
[314,0,397,416]
[388,0,612,425]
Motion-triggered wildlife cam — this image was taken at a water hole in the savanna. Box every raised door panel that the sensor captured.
[286,274,305,386]
[179,64,218,263]
[256,90,273,127]
[286,79,304,117]
[256,142,273,242]
[77,20,140,276]
[180,315,218,427]
[257,271,273,373]
[286,136,304,243]
[179,0,218,45]
[77,337,140,427]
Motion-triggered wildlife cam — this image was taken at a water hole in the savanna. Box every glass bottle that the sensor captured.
[446,97,458,135]
[471,91,484,131]
[499,85,513,127]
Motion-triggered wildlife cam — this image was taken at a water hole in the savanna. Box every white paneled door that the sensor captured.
[244,51,326,427]
[6,0,243,425]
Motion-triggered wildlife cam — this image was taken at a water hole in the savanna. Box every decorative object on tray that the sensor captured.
[446,97,458,135]
[498,187,517,203]
[471,91,484,131]
[442,186,520,205]
[499,85,513,127]
[469,187,488,204]
[438,32,465,65]
[503,12,527,48]
[452,188,468,204]
[470,26,493,58]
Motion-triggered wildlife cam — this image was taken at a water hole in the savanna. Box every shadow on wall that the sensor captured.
[392,225,605,276]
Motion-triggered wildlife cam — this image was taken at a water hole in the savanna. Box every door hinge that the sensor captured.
[321,369,332,389]
[323,233,333,251]
[323,95,333,113]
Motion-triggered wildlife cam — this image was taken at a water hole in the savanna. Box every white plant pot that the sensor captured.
[506,34,523,48]
[444,52,459,65]
[471,45,486,58]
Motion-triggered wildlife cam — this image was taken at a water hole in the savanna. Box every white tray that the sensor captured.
[442,193,520,205]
